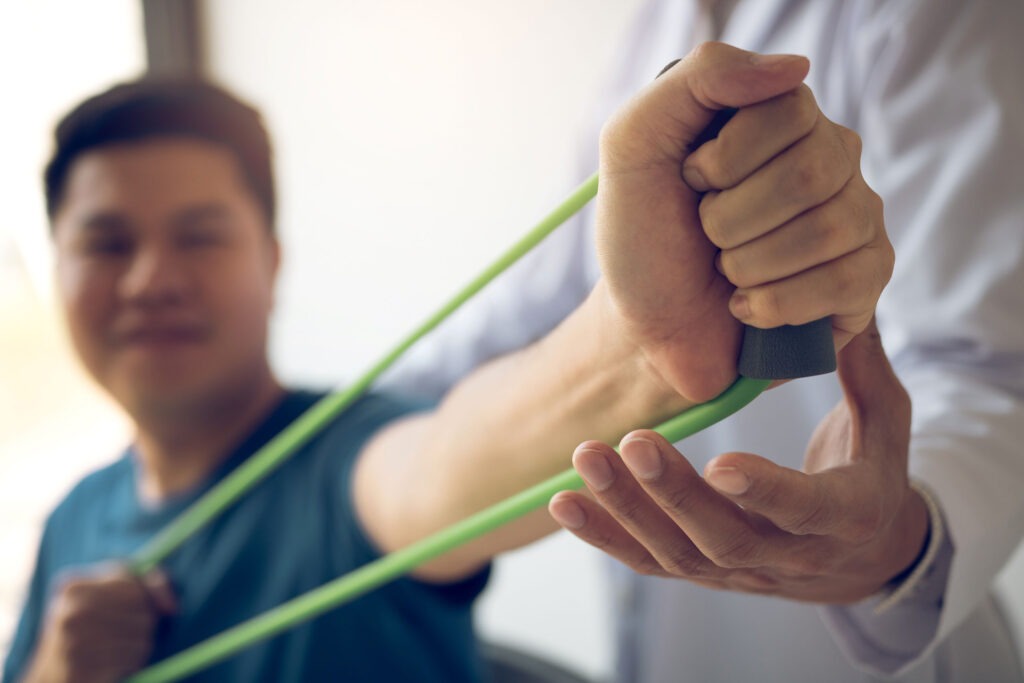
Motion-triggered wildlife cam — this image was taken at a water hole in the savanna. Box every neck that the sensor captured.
[132,369,285,503]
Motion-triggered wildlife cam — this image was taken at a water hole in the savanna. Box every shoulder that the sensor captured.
[282,388,433,485]
[47,455,132,530]
[316,390,434,448]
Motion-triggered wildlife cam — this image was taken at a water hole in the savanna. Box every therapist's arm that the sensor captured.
[353,43,890,582]
[549,319,930,604]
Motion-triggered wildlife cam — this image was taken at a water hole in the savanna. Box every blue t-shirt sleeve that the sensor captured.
[319,391,490,604]
[2,523,54,683]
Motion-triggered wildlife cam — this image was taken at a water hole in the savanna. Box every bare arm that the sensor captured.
[354,43,890,582]
[354,281,689,580]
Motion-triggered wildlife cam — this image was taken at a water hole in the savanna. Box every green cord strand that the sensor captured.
[126,376,768,683]
[127,172,599,576]
[123,167,771,682]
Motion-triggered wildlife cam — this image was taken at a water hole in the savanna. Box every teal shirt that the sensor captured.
[3,391,488,682]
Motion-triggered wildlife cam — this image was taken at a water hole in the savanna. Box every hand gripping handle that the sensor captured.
[690,106,837,380]
[658,60,837,380]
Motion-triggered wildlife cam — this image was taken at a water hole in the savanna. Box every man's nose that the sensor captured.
[119,244,189,305]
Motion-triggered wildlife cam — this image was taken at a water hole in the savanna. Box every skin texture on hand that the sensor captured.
[549,320,929,603]
[23,565,176,683]
[358,43,899,584]
[596,42,891,404]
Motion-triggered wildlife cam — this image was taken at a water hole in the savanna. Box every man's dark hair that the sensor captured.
[44,79,276,229]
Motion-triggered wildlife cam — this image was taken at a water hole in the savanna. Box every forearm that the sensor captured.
[355,281,695,578]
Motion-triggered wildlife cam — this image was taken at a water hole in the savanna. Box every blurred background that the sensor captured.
[0,0,646,679]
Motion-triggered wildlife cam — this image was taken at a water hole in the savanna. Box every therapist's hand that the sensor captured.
[596,42,891,403]
[549,320,930,603]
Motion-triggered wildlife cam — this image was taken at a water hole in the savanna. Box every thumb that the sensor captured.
[140,569,179,615]
[601,42,809,172]
[836,317,905,417]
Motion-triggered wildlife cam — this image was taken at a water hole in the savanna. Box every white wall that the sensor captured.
[201,2,645,679]
[0,0,143,665]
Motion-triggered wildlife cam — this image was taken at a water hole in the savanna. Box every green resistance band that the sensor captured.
[127,377,768,683]
[126,172,600,578]
[127,160,835,681]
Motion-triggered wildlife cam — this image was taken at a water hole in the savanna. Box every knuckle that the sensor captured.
[785,489,830,536]
[849,181,885,244]
[748,474,788,513]
[870,187,886,223]
[838,125,863,161]
[807,205,849,257]
[707,535,761,569]
[786,150,831,203]
[791,86,820,135]
[877,237,896,286]
[660,548,711,578]
[746,285,784,326]
[612,496,650,528]
[717,249,748,287]
[634,558,668,578]
[661,482,703,518]
[689,41,721,64]
[598,117,617,150]
[894,383,912,424]
[849,190,877,246]
[700,149,740,189]
[699,194,731,248]
[598,116,627,165]
[830,257,859,300]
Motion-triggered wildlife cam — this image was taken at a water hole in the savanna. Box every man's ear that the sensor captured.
[264,233,282,312]
[268,235,281,278]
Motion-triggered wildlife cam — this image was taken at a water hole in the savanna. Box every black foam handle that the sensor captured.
[737,319,836,379]
[673,84,837,380]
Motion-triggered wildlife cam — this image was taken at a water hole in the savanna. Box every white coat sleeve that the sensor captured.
[819,0,1024,674]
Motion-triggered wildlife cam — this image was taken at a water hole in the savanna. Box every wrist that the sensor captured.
[587,279,696,422]
[873,481,945,614]
[888,485,931,581]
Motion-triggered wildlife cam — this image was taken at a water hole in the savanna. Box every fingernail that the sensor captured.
[575,448,614,491]
[550,498,586,530]
[621,438,663,480]
[730,293,751,320]
[750,53,804,67]
[707,466,750,495]
[681,164,707,191]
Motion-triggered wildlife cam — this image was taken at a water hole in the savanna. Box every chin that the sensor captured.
[112,376,223,423]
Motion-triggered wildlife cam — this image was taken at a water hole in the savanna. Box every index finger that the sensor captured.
[682,85,819,192]
[611,431,808,571]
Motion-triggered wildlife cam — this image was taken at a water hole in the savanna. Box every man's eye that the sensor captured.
[179,229,227,249]
[83,237,133,256]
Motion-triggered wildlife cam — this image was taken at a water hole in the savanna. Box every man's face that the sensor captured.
[52,138,280,421]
